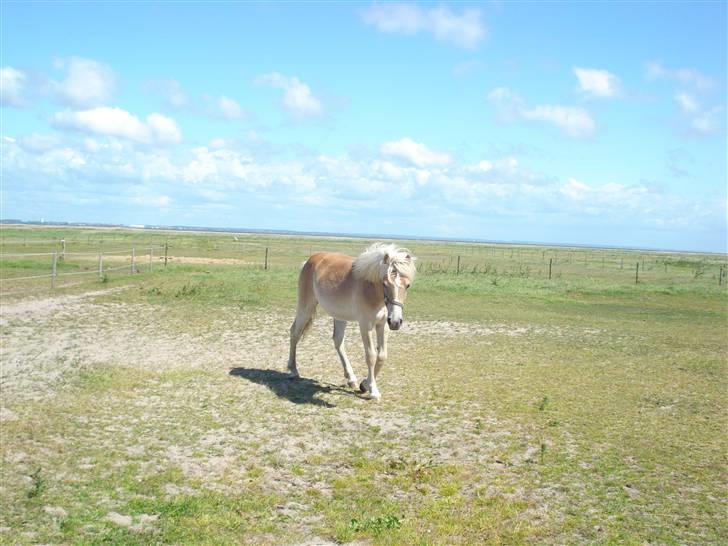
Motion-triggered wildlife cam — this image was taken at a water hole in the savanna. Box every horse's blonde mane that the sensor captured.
[352,243,417,283]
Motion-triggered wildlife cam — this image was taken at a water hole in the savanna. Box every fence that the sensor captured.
[0,244,167,295]
[2,231,726,295]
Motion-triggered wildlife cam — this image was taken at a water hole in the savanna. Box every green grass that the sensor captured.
[1,226,726,544]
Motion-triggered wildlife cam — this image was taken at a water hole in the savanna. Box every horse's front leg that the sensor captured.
[358,323,381,400]
[374,321,387,379]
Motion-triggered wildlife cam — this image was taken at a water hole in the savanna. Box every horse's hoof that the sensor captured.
[359,381,368,393]
[369,392,382,402]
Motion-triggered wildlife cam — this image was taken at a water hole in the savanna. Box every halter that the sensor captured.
[383,282,404,309]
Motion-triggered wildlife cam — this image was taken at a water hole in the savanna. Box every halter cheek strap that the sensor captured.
[383,282,404,308]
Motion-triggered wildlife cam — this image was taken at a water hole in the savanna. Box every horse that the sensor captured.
[287,243,416,400]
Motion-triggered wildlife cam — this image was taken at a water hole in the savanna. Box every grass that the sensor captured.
[1,226,726,544]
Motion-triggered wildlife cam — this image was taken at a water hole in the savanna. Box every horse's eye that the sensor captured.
[406,283,411,289]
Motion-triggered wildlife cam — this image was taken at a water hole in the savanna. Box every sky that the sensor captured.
[1,1,726,252]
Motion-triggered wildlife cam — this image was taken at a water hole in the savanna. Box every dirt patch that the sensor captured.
[0,288,128,325]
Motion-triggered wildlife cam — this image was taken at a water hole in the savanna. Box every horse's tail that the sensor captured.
[299,308,316,340]
[294,258,317,340]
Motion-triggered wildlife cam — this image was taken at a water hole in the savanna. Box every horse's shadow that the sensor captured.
[228,367,357,408]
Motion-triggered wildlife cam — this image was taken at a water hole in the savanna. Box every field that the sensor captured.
[1,226,726,545]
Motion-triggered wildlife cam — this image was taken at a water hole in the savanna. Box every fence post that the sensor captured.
[164,243,168,267]
[98,252,103,280]
[51,251,58,289]
[60,239,66,262]
[549,258,553,280]
[265,247,269,270]
[457,255,461,275]
[131,247,136,274]
[635,262,640,284]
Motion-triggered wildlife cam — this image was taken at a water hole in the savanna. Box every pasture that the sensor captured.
[1,226,726,545]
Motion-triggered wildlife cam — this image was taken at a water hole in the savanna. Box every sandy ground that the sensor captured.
[0,288,587,543]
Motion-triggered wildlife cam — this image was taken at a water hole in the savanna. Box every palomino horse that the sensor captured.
[287,243,416,400]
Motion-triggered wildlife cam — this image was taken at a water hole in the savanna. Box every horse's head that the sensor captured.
[382,252,415,331]
[352,243,417,331]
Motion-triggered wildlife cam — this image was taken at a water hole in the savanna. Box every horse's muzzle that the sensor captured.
[388,317,402,330]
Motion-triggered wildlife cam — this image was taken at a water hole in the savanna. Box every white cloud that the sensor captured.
[466,160,493,173]
[488,87,596,138]
[361,3,486,50]
[145,78,189,109]
[1,67,27,107]
[522,105,595,138]
[131,194,171,207]
[53,107,182,145]
[217,96,246,120]
[573,67,621,98]
[19,133,62,153]
[646,64,722,136]
[381,137,451,167]
[3,133,722,245]
[674,92,700,114]
[646,61,715,91]
[688,107,723,135]
[560,178,650,209]
[52,57,116,108]
[179,146,318,192]
[256,72,322,118]
[673,92,723,135]
[363,3,424,34]
[146,113,183,145]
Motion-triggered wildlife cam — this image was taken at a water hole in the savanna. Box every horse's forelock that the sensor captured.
[390,250,417,280]
[353,243,416,283]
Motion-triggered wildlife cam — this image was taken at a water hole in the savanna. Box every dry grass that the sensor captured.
[1,230,726,544]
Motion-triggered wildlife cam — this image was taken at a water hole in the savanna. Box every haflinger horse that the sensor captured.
[287,243,416,400]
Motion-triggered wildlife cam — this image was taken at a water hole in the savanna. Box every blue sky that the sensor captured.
[1,1,726,252]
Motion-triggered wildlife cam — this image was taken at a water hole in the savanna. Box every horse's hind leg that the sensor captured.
[288,262,317,377]
[288,304,315,377]
[333,319,358,388]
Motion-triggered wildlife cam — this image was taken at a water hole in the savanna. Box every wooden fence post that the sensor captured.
[98,252,103,280]
[457,255,461,275]
[60,239,66,261]
[549,258,553,280]
[265,247,269,270]
[51,251,58,289]
[635,262,640,284]
[164,243,168,267]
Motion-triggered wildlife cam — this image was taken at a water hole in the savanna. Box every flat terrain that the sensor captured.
[1,227,726,544]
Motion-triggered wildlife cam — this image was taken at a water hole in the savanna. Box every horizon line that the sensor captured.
[1,218,726,257]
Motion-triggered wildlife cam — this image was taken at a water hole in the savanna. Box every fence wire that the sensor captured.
[0,246,164,294]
